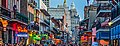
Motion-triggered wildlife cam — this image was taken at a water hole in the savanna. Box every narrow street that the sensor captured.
[0,0,120,46]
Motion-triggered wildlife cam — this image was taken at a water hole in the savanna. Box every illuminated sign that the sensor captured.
[16,32,28,37]
[31,34,48,40]
[17,25,28,32]
[81,36,88,42]
[12,23,28,32]
[0,18,8,31]
[0,18,8,28]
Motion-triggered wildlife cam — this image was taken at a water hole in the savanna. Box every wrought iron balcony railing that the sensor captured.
[97,4,111,13]
[44,19,50,25]
[15,12,28,23]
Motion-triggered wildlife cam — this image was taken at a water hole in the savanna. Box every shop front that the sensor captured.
[0,18,9,44]
[16,32,28,45]
[11,22,28,45]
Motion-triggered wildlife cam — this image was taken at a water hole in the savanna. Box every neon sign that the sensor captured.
[0,18,8,31]
[17,25,28,32]
[12,23,28,32]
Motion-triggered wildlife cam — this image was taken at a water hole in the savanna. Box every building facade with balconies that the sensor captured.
[0,0,29,44]
[95,0,111,45]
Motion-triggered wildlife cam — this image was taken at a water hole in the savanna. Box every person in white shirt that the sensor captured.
[92,38,98,46]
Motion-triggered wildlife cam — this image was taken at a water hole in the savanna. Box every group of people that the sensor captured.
[0,38,99,46]
[0,43,21,46]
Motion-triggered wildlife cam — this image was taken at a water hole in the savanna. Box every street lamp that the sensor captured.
[108,22,113,26]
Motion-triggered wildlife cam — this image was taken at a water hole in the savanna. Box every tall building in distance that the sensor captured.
[42,0,50,7]
[69,2,80,43]
[48,0,72,34]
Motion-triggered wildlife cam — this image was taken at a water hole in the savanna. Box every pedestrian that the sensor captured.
[92,38,98,46]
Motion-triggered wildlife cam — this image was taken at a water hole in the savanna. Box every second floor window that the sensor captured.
[28,12,34,22]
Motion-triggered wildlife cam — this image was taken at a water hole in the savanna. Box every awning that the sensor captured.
[40,20,49,26]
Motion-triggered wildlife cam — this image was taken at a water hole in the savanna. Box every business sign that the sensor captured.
[16,32,28,37]
[119,34,120,38]
[12,23,28,32]
[100,32,109,39]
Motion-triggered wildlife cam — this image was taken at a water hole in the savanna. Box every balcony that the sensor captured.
[96,4,111,17]
[16,12,28,23]
[11,12,28,24]
[52,27,59,34]
[0,7,11,20]
[44,19,50,25]
[40,20,49,26]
